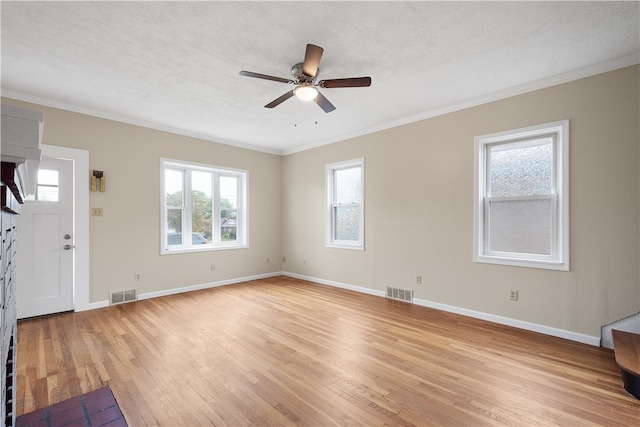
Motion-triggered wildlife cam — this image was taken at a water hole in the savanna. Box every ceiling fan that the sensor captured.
[239,44,371,113]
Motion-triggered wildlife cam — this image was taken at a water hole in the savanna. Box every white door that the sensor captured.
[16,156,74,319]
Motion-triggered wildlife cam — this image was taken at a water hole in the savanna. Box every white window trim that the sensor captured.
[160,158,248,254]
[474,120,569,271]
[326,158,365,250]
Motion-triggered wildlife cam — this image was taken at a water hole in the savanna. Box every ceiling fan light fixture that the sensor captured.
[239,43,371,112]
[294,84,318,101]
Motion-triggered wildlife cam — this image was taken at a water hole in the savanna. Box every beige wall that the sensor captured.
[2,98,283,302]
[4,65,639,339]
[282,65,640,338]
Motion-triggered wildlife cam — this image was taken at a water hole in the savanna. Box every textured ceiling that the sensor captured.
[2,1,639,155]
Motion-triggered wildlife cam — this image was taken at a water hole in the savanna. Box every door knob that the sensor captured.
[63,244,74,250]
[64,234,72,240]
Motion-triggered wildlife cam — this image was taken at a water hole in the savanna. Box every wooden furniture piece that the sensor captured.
[612,329,640,399]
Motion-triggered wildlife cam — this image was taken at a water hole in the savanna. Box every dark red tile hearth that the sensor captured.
[16,386,127,427]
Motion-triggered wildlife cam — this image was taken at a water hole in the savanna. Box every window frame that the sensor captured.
[326,158,365,250]
[474,120,569,271]
[160,158,248,254]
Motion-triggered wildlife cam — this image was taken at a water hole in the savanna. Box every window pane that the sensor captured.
[220,176,238,208]
[489,138,553,197]
[38,169,58,186]
[166,230,183,246]
[166,203,183,238]
[192,171,212,241]
[165,168,184,242]
[221,209,237,241]
[36,185,58,202]
[488,199,552,255]
[165,169,183,207]
[335,167,361,204]
[334,205,360,241]
[220,176,238,242]
[28,169,60,202]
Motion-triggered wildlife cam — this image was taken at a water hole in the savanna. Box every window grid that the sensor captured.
[326,158,364,250]
[161,159,247,253]
[474,121,569,271]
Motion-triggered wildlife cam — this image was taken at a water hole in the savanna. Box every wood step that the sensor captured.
[612,329,640,399]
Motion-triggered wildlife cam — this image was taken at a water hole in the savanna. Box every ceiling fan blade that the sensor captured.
[240,70,294,84]
[315,91,336,113]
[319,77,372,88]
[265,90,295,108]
[303,44,324,77]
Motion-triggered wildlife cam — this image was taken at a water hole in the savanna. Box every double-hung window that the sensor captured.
[161,159,247,253]
[326,158,364,250]
[474,121,569,270]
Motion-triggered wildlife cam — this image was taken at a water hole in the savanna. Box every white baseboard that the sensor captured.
[282,271,600,347]
[412,298,600,346]
[137,272,282,300]
[79,272,283,311]
[84,300,109,311]
[79,271,601,347]
[283,272,386,298]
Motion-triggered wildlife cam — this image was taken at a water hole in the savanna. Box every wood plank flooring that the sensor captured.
[16,276,640,426]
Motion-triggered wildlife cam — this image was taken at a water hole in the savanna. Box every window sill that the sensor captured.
[326,242,364,251]
[474,254,568,271]
[161,243,248,255]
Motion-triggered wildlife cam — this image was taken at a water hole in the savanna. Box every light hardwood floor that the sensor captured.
[17,276,640,426]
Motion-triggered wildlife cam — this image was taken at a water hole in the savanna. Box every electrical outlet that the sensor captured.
[416,275,422,285]
[92,208,103,216]
[211,264,216,271]
[134,273,141,281]
[266,257,270,264]
[509,290,519,301]
[283,256,286,263]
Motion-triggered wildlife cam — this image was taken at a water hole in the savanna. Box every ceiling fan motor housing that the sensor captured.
[291,63,317,83]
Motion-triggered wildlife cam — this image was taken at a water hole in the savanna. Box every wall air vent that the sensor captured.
[386,287,414,303]
[109,289,137,305]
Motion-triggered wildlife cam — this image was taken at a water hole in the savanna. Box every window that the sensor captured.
[161,159,247,253]
[326,158,364,250]
[25,169,59,202]
[474,120,569,270]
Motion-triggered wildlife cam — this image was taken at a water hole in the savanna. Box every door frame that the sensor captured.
[40,144,90,311]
